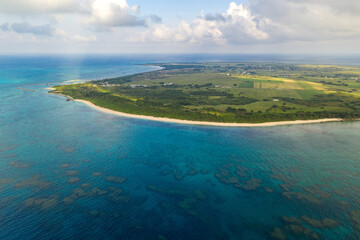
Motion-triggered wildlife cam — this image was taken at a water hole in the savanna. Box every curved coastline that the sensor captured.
[65,96,346,127]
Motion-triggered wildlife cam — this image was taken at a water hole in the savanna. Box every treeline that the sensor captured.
[58,87,360,123]
[160,64,205,71]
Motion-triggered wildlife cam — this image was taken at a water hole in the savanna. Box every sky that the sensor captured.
[0,0,359,54]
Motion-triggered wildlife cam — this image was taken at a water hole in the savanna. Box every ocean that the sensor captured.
[0,55,359,240]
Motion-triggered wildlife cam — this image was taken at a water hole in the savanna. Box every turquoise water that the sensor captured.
[0,55,359,240]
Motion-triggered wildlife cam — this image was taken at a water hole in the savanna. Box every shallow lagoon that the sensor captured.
[0,56,359,239]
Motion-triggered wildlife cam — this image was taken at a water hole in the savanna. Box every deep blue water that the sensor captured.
[0,55,360,240]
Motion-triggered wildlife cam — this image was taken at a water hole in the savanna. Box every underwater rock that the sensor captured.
[0,178,14,185]
[41,198,58,210]
[186,163,199,176]
[90,187,107,196]
[129,224,143,233]
[110,195,130,203]
[158,201,175,211]
[243,178,262,190]
[178,197,198,216]
[62,197,75,205]
[93,172,102,176]
[67,177,81,184]
[284,224,319,240]
[178,198,197,210]
[220,176,240,185]
[201,169,208,175]
[118,153,128,159]
[193,190,206,201]
[282,192,322,205]
[66,186,107,203]
[59,146,75,153]
[223,164,235,169]
[160,169,173,176]
[173,170,184,181]
[110,213,123,219]
[215,172,222,179]
[270,173,295,185]
[72,188,87,198]
[285,225,303,235]
[108,187,126,203]
[338,200,350,208]
[280,184,292,192]
[349,210,360,230]
[186,163,196,169]
[146,185,163,193]
[24,195,58,210]
[166,189,188,196]
[320,218,340,229]
[61,163,70,169]
[235,165,249,177]
[108,187,129,203]
[236,170,247,177]
[157,234,168,240]
[14,174,51,189]
[66,170,79,176]
[88,210,106,218]
[234,178,261,191]
[301,216,339,229]
[218,168,230,177]
[302,186,331,200]
[81,183,91,189]
[105,176,127,184]
[9,161,31,169]
[282,216,302,225]
[0,145,17,153]
[270,227,287,240]
[131,195,148,206]
[186,169,199,176]
[265,187,273,193]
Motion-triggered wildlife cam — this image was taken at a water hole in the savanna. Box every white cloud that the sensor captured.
[1,0,360,53]
[130,0,360,46]
[130,2,268,44]
[0,22,55,36]
[87,0,146,30]
[0,0,149,30]
[70,34,97,42]
[0,0,84,15]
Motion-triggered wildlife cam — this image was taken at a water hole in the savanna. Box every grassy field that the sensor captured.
[52,63,360,123]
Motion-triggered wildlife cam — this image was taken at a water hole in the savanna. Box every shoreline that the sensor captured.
[69,97,347,127]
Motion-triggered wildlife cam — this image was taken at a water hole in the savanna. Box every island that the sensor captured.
[50,63,360,126]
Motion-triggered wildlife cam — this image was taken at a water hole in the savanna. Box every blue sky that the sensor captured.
[127,0,232,23]
[0,0,359,54]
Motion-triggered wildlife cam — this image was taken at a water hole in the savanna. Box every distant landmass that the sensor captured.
[51,63,360,124]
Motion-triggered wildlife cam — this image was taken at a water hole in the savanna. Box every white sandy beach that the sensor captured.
[73,99,346,127]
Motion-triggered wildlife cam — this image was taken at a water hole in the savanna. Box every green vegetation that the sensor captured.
[52,63,360,123]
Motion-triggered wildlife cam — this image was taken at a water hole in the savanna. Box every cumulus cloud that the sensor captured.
[247,0,360,41]
[130,0,360,45]
[0,23,10,31]
[87,0,146,30]
[149,15,162,24]
[0,0,157,36]
[0,0,149,29]
[0,22,55,36]
[0,0,84,15]
[130,2,268,44]
[70,34,97,42]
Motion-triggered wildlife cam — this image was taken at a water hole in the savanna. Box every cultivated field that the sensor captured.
[53,63,360,123]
